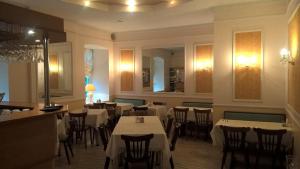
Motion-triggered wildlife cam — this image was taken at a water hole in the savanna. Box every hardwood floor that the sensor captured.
[55,137,286,169]
[55,137,222,169]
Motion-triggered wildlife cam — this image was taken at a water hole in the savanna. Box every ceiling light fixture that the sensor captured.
[35,39,41,43]
[84,0,90,7]
[27,29,35,35]
[170,0,176,5]
[127,0,137,12]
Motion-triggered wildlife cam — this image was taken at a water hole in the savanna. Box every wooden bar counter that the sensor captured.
[0,103,67,169]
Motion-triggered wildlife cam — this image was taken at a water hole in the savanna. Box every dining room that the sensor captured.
[0,0,300,169]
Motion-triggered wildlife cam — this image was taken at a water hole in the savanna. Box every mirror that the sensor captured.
[38,42,72,97]
[142,47,185,93]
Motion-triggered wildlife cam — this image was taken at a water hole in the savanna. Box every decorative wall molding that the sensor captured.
[113,23,214,42]
[286,104,300,128]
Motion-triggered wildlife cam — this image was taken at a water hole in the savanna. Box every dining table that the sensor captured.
[167,106,213,121]
[105,116,171,169]
[104,102,133,115]
[138,104,168,122]
[210,119,294,149]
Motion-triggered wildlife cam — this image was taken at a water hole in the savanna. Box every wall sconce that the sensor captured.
[236,55,258,68]
[195,60,212,71]
[49,55,59,73]
[280,48,295,65]
[120,62,134,72]
[85,83,96,104]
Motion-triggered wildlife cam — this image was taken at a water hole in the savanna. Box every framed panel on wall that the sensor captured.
[288,5,300,113]
[120,49,135,91]
[194,44,213,93]
[233,30,263,101]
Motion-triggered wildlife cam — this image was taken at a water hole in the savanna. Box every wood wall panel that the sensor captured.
[120,49,134,91]
[49,54,59,89]
[288,7,300,113]
[234,31,262,100]
[195,44,213,93]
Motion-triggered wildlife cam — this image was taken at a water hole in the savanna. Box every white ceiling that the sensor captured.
[1,0,276,32]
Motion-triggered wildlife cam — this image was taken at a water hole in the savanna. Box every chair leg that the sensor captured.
[221,150,228,169]
[255,152,260,169]
[63,142,70,165]
[125,160,129,169]
[104,157,110,169]
[89,128,94,145]
[244,152,250,169]
[84,130,87,149]
[230,152,235,169]
[67,141,74,157]
[170,156,174,169]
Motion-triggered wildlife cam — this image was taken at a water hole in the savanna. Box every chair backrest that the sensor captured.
[69,111,88,131]
[173,107,189,124]
[165,117,174,137]
[99,124,113,150]
[121,134,154,162]
[105,103,117,117]
[170,123,181,151]
[254,128,287,153]
[86,103,105,109]
[220,126,250,150]
[133,106,149,116]
[153,101,166,105]
[194,109,211,126]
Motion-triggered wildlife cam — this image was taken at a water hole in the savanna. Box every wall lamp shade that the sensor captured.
[280,48,295,65]
[85,84,96,92]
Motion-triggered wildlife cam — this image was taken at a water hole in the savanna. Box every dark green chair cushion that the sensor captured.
[182,102,213,108]
[114,98,145,107]
[224,111,286,123]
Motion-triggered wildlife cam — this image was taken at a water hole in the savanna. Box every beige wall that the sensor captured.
[51,20,114,109]
[286,0,300,159]
[213,6,288,122]
[113,24,214,106]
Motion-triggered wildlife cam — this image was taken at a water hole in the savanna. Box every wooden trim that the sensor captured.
[120,49,135,91]
[194,44,213,93]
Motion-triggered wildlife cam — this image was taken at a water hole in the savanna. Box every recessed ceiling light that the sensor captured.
[84,0,90,7]
[27,29,35,35]
[170,0,176,5]
[127,0,136,6]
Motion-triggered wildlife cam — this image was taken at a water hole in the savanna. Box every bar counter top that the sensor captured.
[0,102,68,125]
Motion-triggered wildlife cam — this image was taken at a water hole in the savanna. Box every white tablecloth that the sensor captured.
[210,119,293,149]
[106,116,171,169]
[167,106,212,121]
[138,105,168,121]
[67,109,109,128]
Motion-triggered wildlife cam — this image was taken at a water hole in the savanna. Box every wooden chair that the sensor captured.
[133,106,149,116]
[121,134,154,169]
[165,117,174,138]
[220,126,250,169]
[169,123,181,169]
[69,111,92,149]
[99,123,113,151]
[194,109,213,139]
[254,128,287,169]
[105,103,119,128]
[153,101,166,105]
[85,103,105,109]
[173,107,189,136]
[57,115,74,164]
